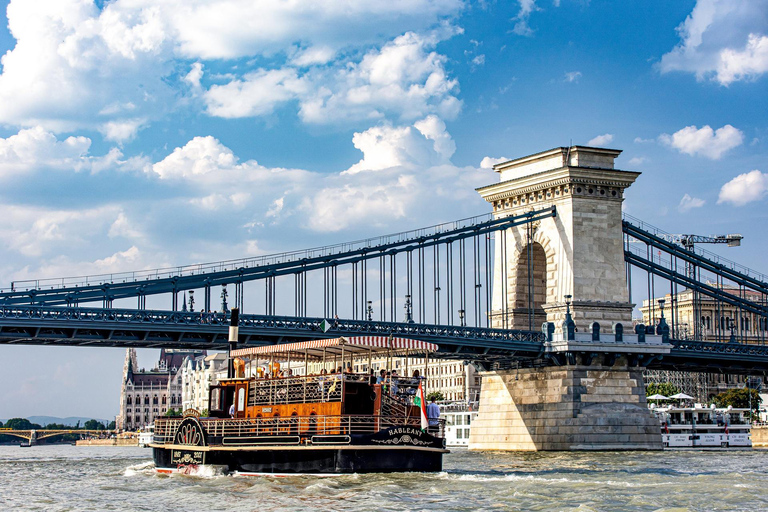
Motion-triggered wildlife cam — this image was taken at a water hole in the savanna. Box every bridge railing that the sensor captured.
[5,212,498,293]
[624,213,768,284]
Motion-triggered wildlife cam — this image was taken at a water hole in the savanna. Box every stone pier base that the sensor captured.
[468,363,662,451]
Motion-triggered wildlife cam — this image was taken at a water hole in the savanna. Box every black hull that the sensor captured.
[153,445,444,474]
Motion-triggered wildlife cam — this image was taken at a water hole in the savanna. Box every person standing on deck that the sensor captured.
[427,397,440,432]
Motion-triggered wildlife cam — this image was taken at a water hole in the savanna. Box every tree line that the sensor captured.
[0,418,117,444]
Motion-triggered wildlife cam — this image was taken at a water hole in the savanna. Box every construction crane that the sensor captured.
[655,233,743,340]
[660,233,743,252]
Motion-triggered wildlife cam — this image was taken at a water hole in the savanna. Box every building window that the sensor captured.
[144,395,150,405]
[162,396,167,405]
[127,396,132,405]
[153,396,158,405]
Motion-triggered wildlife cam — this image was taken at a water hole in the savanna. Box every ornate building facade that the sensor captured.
[177,353,228,413]
[640,287,768,402]
[116,348,205,431]
[640,287,768,343]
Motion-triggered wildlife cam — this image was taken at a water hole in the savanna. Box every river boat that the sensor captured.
[150,336,447,474]
[652,404,752,449]
[440,402,478,448]
[138,425,154,448]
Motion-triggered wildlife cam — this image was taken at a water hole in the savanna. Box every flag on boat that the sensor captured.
[414,381,428,430]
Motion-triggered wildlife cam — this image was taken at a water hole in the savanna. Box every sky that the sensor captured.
[0,0,767,421]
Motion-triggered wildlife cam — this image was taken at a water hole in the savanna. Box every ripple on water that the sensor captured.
[2,446,768,512]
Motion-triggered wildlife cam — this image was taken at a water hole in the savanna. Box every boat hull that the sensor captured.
[151,424,447,474]
[152,445,444,474]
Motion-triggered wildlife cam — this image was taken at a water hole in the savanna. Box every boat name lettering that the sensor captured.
[389,427,421,436]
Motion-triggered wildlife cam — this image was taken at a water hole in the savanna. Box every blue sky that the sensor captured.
[0,0,766,421]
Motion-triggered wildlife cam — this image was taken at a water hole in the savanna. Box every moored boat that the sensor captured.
[652,404,752,449]
[150,335,447,474]
[440,402,478,448]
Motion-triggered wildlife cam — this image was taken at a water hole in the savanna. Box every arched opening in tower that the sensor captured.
[513,242,547,330]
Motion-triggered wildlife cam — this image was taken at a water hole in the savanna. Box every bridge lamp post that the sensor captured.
[458,309,466,327]
[366,301,373,322]
[404,294,414,324]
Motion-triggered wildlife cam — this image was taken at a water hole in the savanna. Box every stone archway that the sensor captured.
[512,241,548,330]
[491,227,557,330]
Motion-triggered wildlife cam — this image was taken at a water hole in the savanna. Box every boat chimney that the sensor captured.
[228,307,240,378]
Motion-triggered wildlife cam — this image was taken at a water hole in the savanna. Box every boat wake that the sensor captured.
[124,461,155,476]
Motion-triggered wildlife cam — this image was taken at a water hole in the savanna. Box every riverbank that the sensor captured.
[75,438,138,447]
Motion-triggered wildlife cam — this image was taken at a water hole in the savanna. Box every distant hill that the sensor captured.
[0,416,111,427]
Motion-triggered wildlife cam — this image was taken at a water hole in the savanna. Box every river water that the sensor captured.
[1,445,766,511]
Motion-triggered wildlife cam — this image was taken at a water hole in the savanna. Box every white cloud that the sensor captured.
[201,29,462,124]
[718,170,768,206]
[184,62,204,88]
[0,204,122,258]
[108,212,144,240]
[98,118,147,142]
[0,126,144,176]
[472,54,485,66]
[0,117,495,286]
[0,0,465,136]
[0,0,172,133]
[658,124,743,159]
[204,68,309,118]
[343,115,454,175]
[678,193,706,213]
[479,156,509,169]
[291,46,336,67]
[512,0,539,36]
[633,137,655,144]
[659,0,768,85]
[146,116,490,234]
[626,156,647,167]
[298,30,463,124]
[564,71,582,83]
[587,133,614,146]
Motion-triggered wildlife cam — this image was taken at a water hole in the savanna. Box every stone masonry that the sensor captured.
[477,146,640,333]
[469,361,662,451]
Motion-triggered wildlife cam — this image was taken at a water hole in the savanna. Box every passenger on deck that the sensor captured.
[427,398,440,432]
[376,369,386,384]
[390,370,399,396]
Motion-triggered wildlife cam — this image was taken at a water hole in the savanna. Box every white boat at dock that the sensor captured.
[440,402,478,448]
[651,404,751,449]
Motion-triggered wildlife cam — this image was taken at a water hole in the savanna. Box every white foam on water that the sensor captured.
[123,460,155,477]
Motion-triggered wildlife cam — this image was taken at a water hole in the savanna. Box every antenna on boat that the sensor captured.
[228,307,240,378]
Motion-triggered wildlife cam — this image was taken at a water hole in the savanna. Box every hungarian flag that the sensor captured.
[413,381,428,430]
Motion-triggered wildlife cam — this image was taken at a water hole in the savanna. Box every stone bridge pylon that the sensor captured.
[477,146,640,334]
[471,146,666,451]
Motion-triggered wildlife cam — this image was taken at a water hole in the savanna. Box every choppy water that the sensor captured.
[1,445,767,512]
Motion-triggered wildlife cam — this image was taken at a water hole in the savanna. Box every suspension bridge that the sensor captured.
[1,145,766,450]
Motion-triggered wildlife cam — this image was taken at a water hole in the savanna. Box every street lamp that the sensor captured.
[458,309,466,327]
[404,294,414,323]
[366,300,373,322]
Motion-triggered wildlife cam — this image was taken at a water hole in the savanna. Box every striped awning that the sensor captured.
[231,336,438,361]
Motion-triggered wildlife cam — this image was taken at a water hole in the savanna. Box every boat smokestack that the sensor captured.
[228,307,240,378]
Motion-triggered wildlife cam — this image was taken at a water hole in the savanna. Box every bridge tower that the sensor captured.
[471,147,664,451]
[477,146,639,333]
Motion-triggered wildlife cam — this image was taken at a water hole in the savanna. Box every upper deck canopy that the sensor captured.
[231,336,439,361]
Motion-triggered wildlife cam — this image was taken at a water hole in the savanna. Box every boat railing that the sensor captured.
[152,415,445,445]
[247,374,349,406]
[245,373,422,406]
